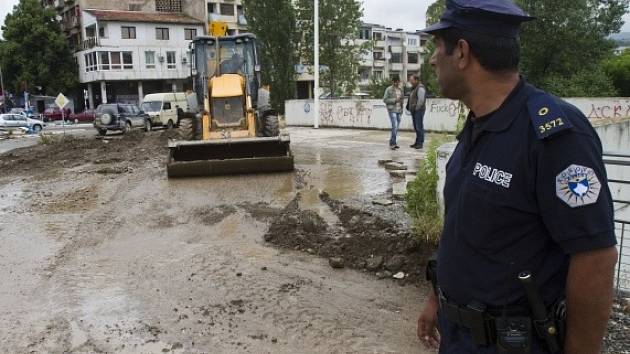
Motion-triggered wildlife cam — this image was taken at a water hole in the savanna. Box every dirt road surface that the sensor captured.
[0,128,436,353]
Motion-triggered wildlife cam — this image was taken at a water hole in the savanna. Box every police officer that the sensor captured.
[417,1,619,353]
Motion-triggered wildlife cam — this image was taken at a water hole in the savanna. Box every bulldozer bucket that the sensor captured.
[167,136,294,177]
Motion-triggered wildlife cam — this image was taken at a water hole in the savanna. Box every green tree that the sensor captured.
[420,0,445,96]
[0,0,78,96]
[603,49,630,96]
[517,0,628,96]
[242,0,298,113]
[296,0,365,97]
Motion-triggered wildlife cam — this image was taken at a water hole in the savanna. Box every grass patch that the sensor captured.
[405,137,448,245]
[39,133,76,145]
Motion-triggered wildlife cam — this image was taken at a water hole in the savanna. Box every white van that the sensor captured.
[141,92,191,129]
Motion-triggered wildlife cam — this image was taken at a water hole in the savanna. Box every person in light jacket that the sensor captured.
[383,77,404,149]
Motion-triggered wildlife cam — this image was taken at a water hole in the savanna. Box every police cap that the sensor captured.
[422,0,534,39]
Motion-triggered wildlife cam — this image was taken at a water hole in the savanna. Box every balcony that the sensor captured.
[78,37,98,52]
[391,63,403,71]
[208,13,236,23]
[407,63,421,71]
[373,60,385,68]
[62,17,79,31]
[373,40,386,48]
[390,45,403,54]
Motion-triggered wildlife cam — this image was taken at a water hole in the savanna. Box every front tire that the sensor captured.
[144,119,152,132]
[167,120,174,130]
[262,114,280,137]
[178,117,195,141]
[123,122,132,134]
[32,125,42,133]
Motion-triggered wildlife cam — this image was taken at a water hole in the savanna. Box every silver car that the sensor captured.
[0,113,46,133]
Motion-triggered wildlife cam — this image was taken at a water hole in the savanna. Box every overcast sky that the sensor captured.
[1,0,629,37]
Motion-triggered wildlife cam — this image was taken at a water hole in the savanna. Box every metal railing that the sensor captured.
[604,152,630,295]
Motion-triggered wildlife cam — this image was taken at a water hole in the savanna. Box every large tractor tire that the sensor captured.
[262,114,280,137]
[178,117,195,141]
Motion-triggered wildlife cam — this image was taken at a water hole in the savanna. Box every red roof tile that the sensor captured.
[85,9,203,25]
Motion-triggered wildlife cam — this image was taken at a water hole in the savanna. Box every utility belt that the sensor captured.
[426,256,565,353]
[438,290,566,353]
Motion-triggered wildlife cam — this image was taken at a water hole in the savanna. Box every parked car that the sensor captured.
[10,107,36,118]
[70,109,96,123]
[93,103,151,136]
[0,113,46,133]
[141,92,195,129]
[42,107,71,122]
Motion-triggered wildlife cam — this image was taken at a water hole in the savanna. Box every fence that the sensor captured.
[603,152,630,295]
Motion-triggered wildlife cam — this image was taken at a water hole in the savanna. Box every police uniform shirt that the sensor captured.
[437,79,617,308]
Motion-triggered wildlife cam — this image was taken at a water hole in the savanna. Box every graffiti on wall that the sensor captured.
[428,101,461,118]
[319,101,374,126]
[587,103,630,119]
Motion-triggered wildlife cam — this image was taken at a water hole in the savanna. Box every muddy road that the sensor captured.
[0,128,435,353]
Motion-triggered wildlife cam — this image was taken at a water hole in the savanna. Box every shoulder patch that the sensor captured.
[556,164,601,208]
[527,93,573,139]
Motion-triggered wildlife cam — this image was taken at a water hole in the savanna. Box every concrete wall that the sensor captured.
[285,99,462,132]
[286,97,630,134]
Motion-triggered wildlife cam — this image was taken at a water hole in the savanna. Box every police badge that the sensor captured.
[556,164,601,208]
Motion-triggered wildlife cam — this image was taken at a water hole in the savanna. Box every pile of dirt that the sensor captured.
[264,192,432,284]
[0,131,169,178]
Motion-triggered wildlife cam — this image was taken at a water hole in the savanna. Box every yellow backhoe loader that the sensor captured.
[167,33,294,177]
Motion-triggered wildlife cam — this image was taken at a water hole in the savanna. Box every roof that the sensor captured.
[85,9,203,25]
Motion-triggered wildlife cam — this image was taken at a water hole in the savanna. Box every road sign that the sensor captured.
[55,93,69,109]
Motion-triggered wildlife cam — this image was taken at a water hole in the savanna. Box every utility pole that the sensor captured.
[0,66,5,108]
[313,0,320,129]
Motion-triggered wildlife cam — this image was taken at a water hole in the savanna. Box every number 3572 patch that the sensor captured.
[556,164,601,208]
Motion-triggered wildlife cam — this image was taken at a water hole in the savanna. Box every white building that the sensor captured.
[356,23,430,89]
[42,0,246,109]
[295,22,430,98]
[77,9,204,107]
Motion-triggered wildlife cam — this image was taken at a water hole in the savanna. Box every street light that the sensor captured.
[313,0,320,129]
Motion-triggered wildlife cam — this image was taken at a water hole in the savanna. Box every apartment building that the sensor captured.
[295,22,429,98]
[356,23,430,90]
[42,0,245,109]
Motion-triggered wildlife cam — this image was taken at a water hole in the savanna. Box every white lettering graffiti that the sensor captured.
[472,162,512,189]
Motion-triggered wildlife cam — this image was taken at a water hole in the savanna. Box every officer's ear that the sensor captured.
[455,39,472,70]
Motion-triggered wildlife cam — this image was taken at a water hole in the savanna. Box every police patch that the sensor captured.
[555,164,601,208]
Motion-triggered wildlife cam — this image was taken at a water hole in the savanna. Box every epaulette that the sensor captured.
[527,92,573,139]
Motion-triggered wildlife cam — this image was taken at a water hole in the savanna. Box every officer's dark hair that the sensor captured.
[437,27,521,72]
[410,74,420,81]
[391,76,400,83]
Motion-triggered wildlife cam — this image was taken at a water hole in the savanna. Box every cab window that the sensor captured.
[163,102,171,110]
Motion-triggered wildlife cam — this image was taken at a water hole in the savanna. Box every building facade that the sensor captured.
[295,22,430,98]
[356,23,430,90]
[42,0,245,110]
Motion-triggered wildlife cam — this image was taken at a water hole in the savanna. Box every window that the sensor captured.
[99,51,110,70]
[121,26,136,39]
[390,53,402,63]
[373,71,383,80]
[122,52,133,69]
[163,102,172,110]
[208,2,216,13]
[408,38,418,46]
[185,28,197,40]
[359,29,370,40]
[227,29,236,36]
[111,51,122,69]
[373,52,384,60]
[98,25,107,38]
[373,32,383,41]
[84,52,97,72]
[145,51,156,69]
[407,52,419,64]
[220,3,234,16]
[166,51,176,69]
[156,0,182,12]
[85,24,96,38]
[156,27,170,40]
[237,5,244,17]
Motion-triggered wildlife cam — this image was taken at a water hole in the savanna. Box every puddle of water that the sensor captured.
[299,188,341,227]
